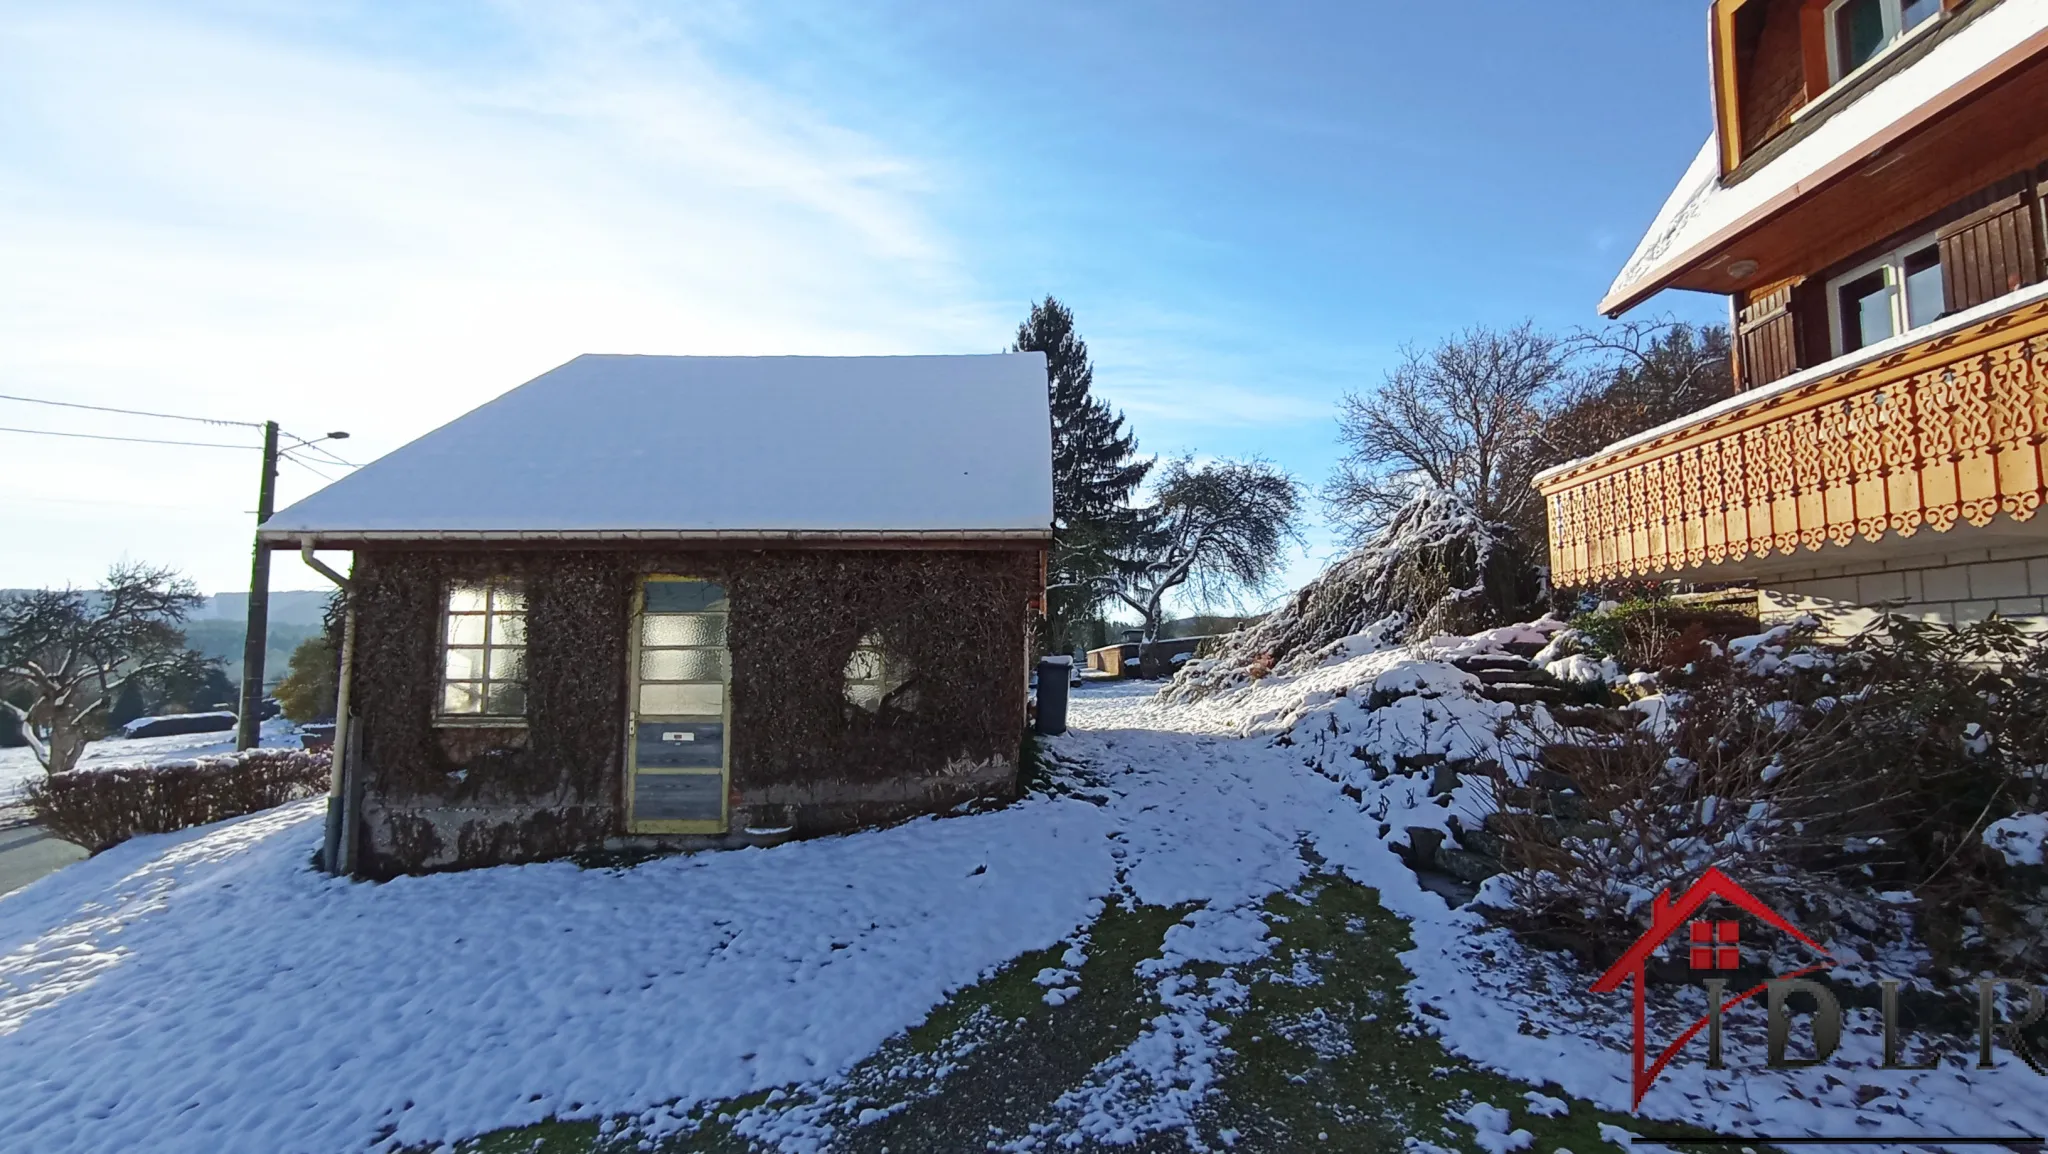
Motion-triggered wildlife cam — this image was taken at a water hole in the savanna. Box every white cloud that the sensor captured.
[0,1,996,590]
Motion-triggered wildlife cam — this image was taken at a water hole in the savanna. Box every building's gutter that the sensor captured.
[300,541,358,877]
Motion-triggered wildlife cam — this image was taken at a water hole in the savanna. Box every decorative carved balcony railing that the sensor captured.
[1536,294,2048,588]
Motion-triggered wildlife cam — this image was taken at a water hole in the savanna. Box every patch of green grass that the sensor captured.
[432,871,1749,1153]
[1200,871,1743,1152]
[1017,729,1050,796]
[439,902,1190,1154]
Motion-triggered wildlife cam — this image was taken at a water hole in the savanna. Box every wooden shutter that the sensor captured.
[1937,190,2043,314]
[1735,282,1801,391]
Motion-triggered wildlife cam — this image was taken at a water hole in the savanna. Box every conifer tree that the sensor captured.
[1012,297,1153,653]
[108,679,148,729]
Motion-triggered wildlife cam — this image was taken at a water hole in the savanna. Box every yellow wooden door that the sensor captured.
[626,576,731,834]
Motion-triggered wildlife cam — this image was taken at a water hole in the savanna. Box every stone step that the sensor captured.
[1494,784,1587,822]
[1483,683,1578,707]
[1538,742,1632,780]
[1453,654,1535,674]
[1472,666,1556,687]
[1545,704,1634,734]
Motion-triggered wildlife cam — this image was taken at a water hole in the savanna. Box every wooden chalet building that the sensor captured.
[260,354,1053,876]
[1537,0,2048,633]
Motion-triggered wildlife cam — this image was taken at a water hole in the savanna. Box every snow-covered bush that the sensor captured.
[25,747,330,852]
[1169,489,1538,699]
[1489,615,2048,973]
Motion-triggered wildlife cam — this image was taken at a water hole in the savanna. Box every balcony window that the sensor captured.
[1829,235,1944,356]
[1828,0,1941,81]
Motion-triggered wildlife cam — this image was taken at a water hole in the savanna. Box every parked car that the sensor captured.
[120,712,238,739]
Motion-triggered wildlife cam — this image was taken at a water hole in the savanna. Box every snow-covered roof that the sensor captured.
[1601,0,2048,317]
[262,354,1054,543]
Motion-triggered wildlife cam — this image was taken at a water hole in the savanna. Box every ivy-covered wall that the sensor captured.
[347,546,1038,876]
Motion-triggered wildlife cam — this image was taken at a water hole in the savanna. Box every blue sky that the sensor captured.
[0,1,1725,600]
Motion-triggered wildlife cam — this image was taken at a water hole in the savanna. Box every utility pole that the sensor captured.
[236,420,280,750]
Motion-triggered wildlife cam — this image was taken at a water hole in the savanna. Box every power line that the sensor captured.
[281,434,357,469]
[0,391,263,429]
[279,452,337,482]
[0,425,257,450]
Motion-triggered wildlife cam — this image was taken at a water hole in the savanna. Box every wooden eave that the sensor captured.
[1602,16,2048,317]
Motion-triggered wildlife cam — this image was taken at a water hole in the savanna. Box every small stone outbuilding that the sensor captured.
[260,353,1052,876]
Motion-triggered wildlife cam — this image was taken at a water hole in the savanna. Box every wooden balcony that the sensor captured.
[1537,289,2048,588]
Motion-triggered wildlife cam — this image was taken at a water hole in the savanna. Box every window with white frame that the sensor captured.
[1828,233,1945,357]
[1827,0,1941,82]
[440,578,527,718]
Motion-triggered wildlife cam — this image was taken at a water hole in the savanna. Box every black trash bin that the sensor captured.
[1034,656,1072,736]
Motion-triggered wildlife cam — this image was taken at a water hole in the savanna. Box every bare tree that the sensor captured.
[1543,319,1731,467]
[1324,323,1567,544]
[0,562,211,773]
[1117,458,1302,668]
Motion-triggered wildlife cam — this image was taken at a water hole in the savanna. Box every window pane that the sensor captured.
[443,682,481,713]
[639,682,723,716]
[642,614,727,647]
[1901,0,1939,31]
[446,613,487,645]
[1903,246,1945,327]
[644,580,728,614]
[484,682,527,716]
[1836,0,1886,73]
[488,587,526,613]
[844,683,885,713]
[844,649,886,682]
[1839,269,1893,352]
[490,613,526,645]
[447,585,488,613]
[445,647,486,681]
[641,648,729,681]
[487,646,526,680]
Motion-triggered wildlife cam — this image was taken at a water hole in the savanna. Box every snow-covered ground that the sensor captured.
[0,646,2040,1152]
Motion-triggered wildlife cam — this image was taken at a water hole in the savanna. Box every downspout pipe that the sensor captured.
[300,539,357,876]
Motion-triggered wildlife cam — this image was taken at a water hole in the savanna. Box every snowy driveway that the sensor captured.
[0,681,1399,1154]
[0,672,2043,1152]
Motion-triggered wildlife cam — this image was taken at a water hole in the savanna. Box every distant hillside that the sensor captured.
[182,619,324,690]
[190,591,335,628]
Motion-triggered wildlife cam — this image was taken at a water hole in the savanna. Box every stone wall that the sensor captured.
[1758,543,2048,637]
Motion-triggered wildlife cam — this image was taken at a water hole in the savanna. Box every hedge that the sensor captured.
[24,748,331,853]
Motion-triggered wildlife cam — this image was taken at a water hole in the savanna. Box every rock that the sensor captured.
[1455,825,1505,860]
[1437,848,1502,884]
[1404,826,1445,868]
[1431,761,1461,796]
[1526,767,1582,794]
